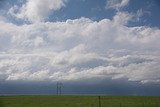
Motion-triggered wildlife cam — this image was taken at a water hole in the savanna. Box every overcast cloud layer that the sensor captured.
[0,0,160,85]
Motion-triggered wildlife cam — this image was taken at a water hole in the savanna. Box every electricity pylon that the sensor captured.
[56,82,63,95]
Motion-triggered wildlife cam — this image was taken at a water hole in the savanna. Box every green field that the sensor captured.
[0,95,160,107]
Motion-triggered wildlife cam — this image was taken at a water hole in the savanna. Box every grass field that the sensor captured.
[0,95,160,107]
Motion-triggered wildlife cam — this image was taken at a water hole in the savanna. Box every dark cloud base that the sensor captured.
[0,79,160,96]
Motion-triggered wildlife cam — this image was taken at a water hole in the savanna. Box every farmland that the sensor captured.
[0,95,160,107]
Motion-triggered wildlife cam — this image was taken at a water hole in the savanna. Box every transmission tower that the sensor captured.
[56,82,63,95]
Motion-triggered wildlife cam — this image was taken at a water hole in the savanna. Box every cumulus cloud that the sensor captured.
[0,15,160,84]
[106,0,130,10]
[8,0,67,23]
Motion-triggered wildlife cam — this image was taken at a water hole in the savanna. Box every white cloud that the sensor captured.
[8,0,67,23]
[113,12,133,25]
[0,15,160,84]
[106,0,130,10]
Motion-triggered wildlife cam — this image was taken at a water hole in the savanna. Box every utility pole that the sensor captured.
[98,96,101,107]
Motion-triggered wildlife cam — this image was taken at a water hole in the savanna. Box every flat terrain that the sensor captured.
[0,95,160,107]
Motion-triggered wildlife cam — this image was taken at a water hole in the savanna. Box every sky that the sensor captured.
[0,0,160,95]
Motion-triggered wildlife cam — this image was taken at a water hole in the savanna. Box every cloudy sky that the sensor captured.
[0,0,160,95]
